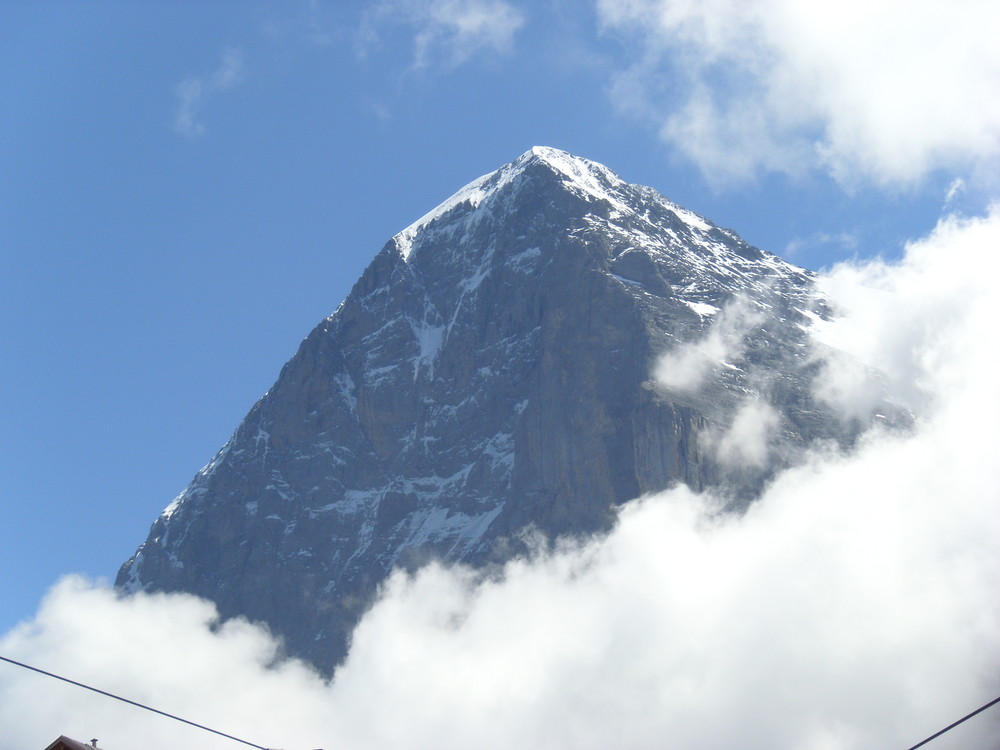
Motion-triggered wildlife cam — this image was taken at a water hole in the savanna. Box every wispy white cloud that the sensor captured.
[944,177,966,208]
[702,396,780,469]
[597,0,1000,188]
[364,0,525,69]
[173,48,244,138]
[261,0,337,47]
[655,295,762,391]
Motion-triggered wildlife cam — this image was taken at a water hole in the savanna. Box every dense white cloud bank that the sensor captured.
[597,0,1000,187]
[2,208,998,749]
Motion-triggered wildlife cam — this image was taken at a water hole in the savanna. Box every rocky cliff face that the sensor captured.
[117,147,898,673]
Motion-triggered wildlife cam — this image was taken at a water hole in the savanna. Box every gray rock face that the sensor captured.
[117,147,898,673]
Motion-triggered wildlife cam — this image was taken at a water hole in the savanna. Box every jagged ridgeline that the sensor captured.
[118,147,897,673]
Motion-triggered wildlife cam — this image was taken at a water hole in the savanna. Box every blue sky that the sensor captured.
[2,0,997,640]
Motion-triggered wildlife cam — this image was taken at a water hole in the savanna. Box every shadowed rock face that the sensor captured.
[117,147,900,673]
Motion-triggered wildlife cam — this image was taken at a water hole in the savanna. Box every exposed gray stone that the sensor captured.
[117,147,905,674]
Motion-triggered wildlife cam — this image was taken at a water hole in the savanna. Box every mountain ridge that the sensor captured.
[117,147,895,673]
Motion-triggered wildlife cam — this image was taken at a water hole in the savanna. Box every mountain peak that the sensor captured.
[526,144,568,160]
[523,145,620,184]
[522,145,611,177]
[392,147,709,261]
[118,147,889,675]
[392,146,587,260]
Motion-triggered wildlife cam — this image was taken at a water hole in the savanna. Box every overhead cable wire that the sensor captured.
[8,647,996,750]
[904,693,1000,750]
[0,654,276,750]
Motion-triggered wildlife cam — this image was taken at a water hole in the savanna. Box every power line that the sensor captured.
[7,648,995,750]
[905,694,1000,750]
[0,654,275,750]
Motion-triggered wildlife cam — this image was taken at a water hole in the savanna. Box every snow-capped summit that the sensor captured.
[118,148,900,674]
[394,146,715,261]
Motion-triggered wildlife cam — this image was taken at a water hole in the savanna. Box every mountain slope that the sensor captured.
[117,147,894,673]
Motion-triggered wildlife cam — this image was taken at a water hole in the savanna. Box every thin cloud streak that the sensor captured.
[703,396,779,469]
[173,48,244,138]
[362,0,525,69]
[655,295,762,391]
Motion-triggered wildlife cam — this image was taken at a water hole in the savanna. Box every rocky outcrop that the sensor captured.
[117,147,901,673]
